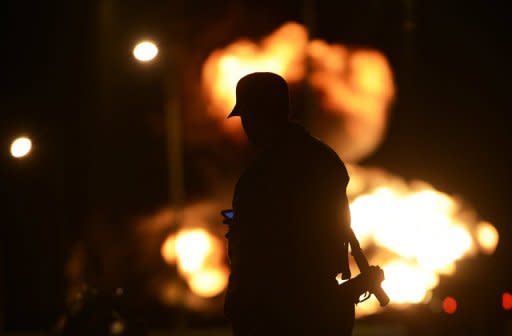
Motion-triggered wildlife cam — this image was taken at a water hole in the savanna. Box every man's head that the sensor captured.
[229,72,290,146]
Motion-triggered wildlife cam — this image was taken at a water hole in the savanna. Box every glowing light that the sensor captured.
[381,261,438,304]
[175,229,212,274]
[442,296,457,314]
[110,320,125,335]
[163,21,495,316]
[202,22,307,139]
[503,292,512,311]
[308,46,394,161]
[347,165,497,317]
[133,41,159,62]
[476,221,499,254]
[161,235,177,264]
[350,185,474,272]
[148,165,496,317]
[201,22,394,161]
[188,267,229,298]
[159,224,228,299]
[10,137,32,158]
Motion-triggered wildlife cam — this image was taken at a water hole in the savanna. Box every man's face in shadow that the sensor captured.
[240,100,288,148]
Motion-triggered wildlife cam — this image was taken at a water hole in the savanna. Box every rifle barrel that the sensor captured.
[348,229,390,307]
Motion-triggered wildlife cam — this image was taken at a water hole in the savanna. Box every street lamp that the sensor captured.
[132,40,159,62]
[10,136,32,159]
[133,38,184,208]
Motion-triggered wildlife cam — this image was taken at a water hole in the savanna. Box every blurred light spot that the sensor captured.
[175,229,212,274]
[10,136,32,158]
[380,261,438,304]
[442,296,457,314]
[503,292,512,311]
[161,234,177,264]
[133,41,158,62]
[110,320,124,334]
[188,267,229,298]
[476,221,499,254]
[346,166,497,317]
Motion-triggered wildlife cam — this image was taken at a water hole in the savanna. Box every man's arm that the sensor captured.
[338,266,384,303]
[333,165,386,304]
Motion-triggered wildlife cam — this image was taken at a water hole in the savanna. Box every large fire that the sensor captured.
[202,23,308,139]
[202,22,394,162]
[345,165,498,315]
[155,169,498,315]
[153,21,499,317]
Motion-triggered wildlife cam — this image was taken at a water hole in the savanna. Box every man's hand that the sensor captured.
[361,265,384,290]
[339,265,385,304]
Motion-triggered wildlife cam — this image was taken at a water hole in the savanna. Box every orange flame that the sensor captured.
[149,21,498,316]
[308,42,395,161]
[141,203,230,301]
[161,228,228,299]
[201,21,394,161]
[202,22,308,139]
[146,169,497,316]
[346,165,498,316]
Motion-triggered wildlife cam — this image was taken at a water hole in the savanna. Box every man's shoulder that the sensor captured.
[301,129,348,177]
[292,124,340,157]
[309,135,342,163]
[236,123,348,187]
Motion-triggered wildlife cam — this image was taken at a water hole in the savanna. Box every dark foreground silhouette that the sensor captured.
[224,72,384,335]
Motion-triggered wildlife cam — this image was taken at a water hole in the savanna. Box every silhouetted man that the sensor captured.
[225,72,383,335]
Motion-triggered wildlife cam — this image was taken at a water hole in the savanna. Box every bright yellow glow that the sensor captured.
[158,20,495,314]
[160,225,228,298]
[381,261,438,304]
[133,40,159,62]
[349,183,472,310]
[10,137,32,158]
[161,235,177,264]
[476,221,499,254]
[346,166,498,317]
[175,229,212,274]
[350,186,473,273]
[150,166,496,315]
[188,267,229,298]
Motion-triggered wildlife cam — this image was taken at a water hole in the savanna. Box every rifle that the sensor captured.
[221,209,389,306]
[347,227,390,307]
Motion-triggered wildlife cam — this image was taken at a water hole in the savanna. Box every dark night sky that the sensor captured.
[2,0,510,330]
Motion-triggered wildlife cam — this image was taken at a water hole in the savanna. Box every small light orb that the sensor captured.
[442,296,457,314]
[110,320,125,335]
[133,40,159,62]
[10,137,32,158]
[476,221,499,254]
[503,292,512,311]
